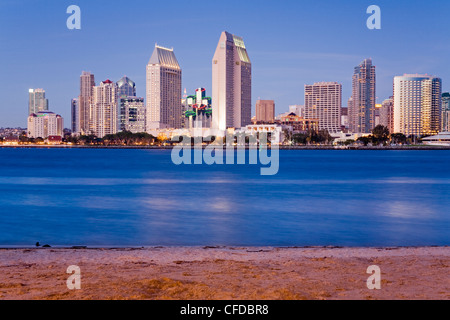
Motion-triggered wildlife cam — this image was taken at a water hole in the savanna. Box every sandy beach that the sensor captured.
[0,246,448,300]
[0,247,450,300]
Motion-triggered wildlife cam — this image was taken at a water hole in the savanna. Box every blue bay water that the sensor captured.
[0,148,449,247]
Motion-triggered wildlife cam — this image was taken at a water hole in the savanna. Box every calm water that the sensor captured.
[0,148,449,247]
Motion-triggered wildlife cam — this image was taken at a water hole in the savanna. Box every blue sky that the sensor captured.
[1,0,449,127]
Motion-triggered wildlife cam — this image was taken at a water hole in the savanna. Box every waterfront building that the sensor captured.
[90,80,118,137]
[28,89,48,115]
[146,44,182,130]
[393,74,442,136]
[118,96,146,133]
[442,92,450,132]
[304,82,342,133]
[350,59,376,133]
[27,111,63,138]
[255,100,275,123]
[78,71,95,135]
[275,113,319,133]
[212,31,252,131]
[379,97,394,133]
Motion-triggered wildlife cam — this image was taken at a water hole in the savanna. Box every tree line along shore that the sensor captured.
[0,125,446,148]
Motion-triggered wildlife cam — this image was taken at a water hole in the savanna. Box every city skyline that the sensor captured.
[1,0,450,127]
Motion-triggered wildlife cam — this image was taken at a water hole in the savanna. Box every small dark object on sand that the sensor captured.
[42,244,51,248]
[35,242,40,247]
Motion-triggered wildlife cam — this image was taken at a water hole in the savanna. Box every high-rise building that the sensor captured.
[341,107,349,128]
[393,74,442,136]
[71,98,78,135]
[27,111,63,138]
[379,97,394,133]
[289,105,305,118]
[146,44,182,130]
[255,100,275,123]
[212,31,252,131]
[304,82,342,133]
[28,89,48,115]
[442,92,450,132]
[117,76,136,98]
[116,76,139,132]
[78,71,95,135]
[350,58,376,133]
[90,80,118,137]
[118,96,146,133]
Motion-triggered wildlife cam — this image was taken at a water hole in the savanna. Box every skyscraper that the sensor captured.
[393,74,442,136]
[71,98,78,135]
[442,92,450,132]
[379,97,394,133]
[304,82,342,133]
[255,100,275,123]
[146,44,182,130]
[212,31,252,131]
[350,58,376,133]
[90,80,118,137]
[117,76,136,98]
[28,89,48,115]
[78,71,95,135]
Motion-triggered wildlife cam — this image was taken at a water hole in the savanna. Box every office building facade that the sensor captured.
[304,82,342,133]
[90,80,118,137]
[212,31,252,131]
[393,74,442,136]
[28,89,48,115]
[146,45,182,130]
[255,100,275,123]
[78,71,95,135]
[118,96,146,133]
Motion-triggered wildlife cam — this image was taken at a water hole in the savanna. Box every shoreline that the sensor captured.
[1,246,448,300]
[1,145,450,150]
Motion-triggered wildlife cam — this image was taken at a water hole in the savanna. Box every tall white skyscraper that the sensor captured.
[304,82,342,133]
[78,71,95,135]
[146,44,182,130]
[212,31,252,132]
[28,89,48,115]
[393,74,442,136]
[90,80,118,137]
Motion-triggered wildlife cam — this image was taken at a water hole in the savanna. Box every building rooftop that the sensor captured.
[148,44,180,69]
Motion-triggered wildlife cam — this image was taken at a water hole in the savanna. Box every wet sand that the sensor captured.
[0,246,448,300]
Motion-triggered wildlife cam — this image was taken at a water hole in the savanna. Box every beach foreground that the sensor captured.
[0,247,448,300]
